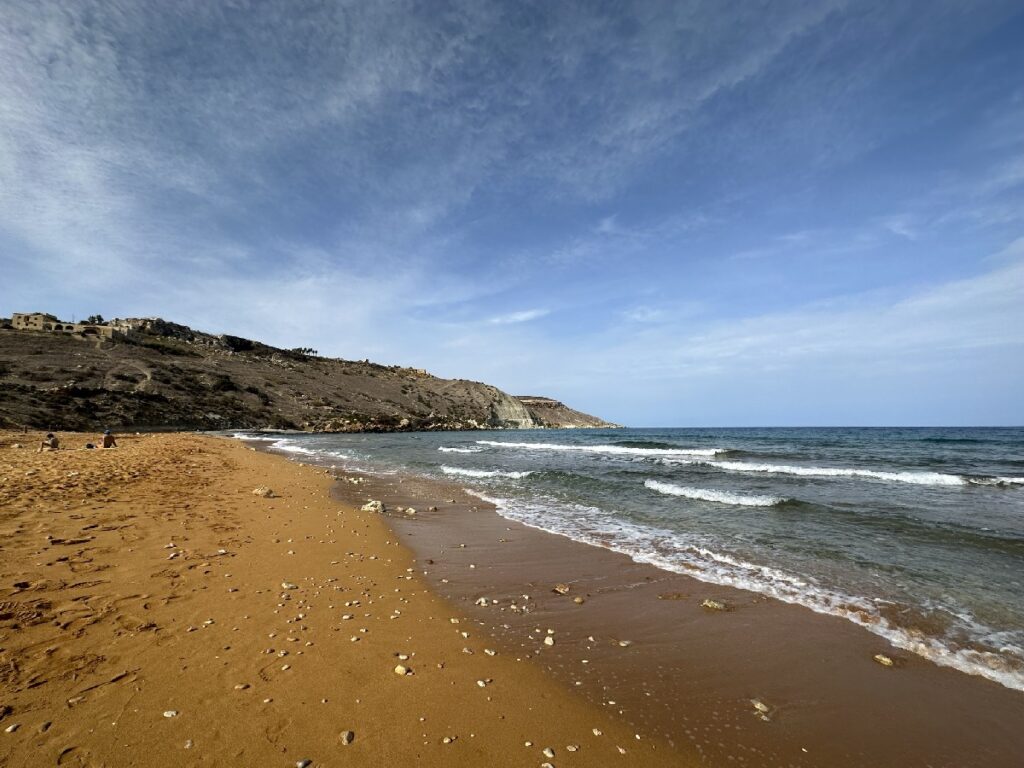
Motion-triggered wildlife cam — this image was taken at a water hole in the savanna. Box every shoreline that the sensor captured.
[0,431,678,767]
[312,443,1024,768]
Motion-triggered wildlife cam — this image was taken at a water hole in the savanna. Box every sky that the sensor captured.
[2,0,1023,426]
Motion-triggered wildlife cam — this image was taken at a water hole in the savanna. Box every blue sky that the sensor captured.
[2,1,1023,426]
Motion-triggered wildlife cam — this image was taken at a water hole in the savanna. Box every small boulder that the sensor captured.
[252,486,274,498]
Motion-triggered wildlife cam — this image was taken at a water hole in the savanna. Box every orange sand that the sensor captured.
[0,432,681,767]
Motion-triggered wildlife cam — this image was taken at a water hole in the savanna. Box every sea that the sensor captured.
[233,426,1024,693]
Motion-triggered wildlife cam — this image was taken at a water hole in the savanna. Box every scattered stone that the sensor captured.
[361,500,385,513]
[618,640,633,647]
[700,598,728,611]
[592,728,603,736]
[874,653,895,667]
[252,486,274,498]
[474,597,489,606]
[573,596,585,605]
[234,684,250,691]
[394,665,411,676]
[542,746,555,758]
[163,710,179,718]
[484,649,496,656]
[296,760,312,768]
[340,730,355,745]
[405,508,417,515]
[39,722,51,733]
[4,723,19,734]
[553,583,571,595]
[543,636,555,647]
[281,582,298,590]
[751,699,770,713]
[566,744,579,752]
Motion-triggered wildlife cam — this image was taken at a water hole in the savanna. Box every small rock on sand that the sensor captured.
[361,500,385,513]
[874,653,895,667]
[700,598,728,611]
[340,730,355,745]
[553,583,571,595]
[252,486,274,498]
[394,665,410,676]
[543,636,555,646]
[163,710,178,718]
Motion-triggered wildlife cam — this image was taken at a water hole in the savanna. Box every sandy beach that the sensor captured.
[0,432,677,767]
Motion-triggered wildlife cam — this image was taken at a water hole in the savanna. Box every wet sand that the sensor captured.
[0,432,678,767]
[330,466,1024,768]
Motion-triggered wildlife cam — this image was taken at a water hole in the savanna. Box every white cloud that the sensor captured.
[487,309,550,325]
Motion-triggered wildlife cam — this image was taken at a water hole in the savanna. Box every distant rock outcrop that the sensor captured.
[515,396,620,429]
[0,313,616,432]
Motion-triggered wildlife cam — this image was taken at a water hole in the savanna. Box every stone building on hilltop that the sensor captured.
[11,312,122,339]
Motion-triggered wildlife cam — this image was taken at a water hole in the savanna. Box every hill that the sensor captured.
[0,314,618,432]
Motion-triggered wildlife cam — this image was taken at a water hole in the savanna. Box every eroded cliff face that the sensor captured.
[0,321,614,432]
[516,396,620,429]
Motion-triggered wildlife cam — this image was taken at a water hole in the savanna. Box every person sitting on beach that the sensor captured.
[38,433,59,452]
[102,430,117,449]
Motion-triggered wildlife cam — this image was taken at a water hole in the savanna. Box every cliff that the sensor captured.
[515,396,620,428]
[0,316,616,432]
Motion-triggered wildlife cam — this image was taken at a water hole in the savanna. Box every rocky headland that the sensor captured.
[0,313,618,432]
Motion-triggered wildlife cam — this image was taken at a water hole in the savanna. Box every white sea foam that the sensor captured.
[464,489,1024,693]
[644,479,785,506]
[668,458,969,486]
[438,446,483,453]
[476,440,723,457]
[440,465,532,479]
[968,476,1024,486]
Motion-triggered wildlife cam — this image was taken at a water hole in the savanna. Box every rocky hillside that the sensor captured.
[0,317,617,432]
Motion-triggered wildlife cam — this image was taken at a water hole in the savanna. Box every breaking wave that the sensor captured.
[644,479,786,507]
[438,446,483,453]
[476,440,724,457]
[440,465,532,479]
[670,458,971,486]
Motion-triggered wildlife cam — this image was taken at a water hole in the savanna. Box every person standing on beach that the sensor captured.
[38,433,59,452]
[102,430,117,448]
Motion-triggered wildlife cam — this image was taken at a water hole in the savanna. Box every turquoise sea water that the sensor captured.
[234,427,1024,692]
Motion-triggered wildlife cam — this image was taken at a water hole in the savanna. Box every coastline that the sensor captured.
[0,431,677,767]
[319,445,1024,768]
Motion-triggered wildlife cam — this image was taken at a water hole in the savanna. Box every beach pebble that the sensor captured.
[553,583,571,595]
[361,500,385,513]
[234,683,250,690]
[573,596,585,604]
[340,730,355,745]
[592,728,603,736]
[541,764,554,768]
[405,508,416,515]
[618,640,632,647]
[751,699,770,713]
[873,653,895,667]
[484,648,496,656]
[543,636,555,646]
[163,710,179,718]
[700,598,728,611]
[566,744,579,752]
[252,486,274,498]
[542,746,555,758]
[296,760,312,768]
[394,665,410,676]
[475,597,489,606]
[4,724,20,734]
[281,582,298,590]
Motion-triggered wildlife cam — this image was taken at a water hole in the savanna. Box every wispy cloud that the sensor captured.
[488,309,550,325]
